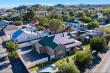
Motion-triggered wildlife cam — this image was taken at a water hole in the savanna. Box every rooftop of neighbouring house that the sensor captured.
[85,30,102,36]
[12,29,24,40]
[11,27,49,42]
[4,24,19,30]
[39,32,81,49]
[38,64,58,73]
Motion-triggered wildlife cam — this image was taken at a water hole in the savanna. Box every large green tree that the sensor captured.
[62,15,71,21]
[11,15,23,21]
[74,51,93,69]
[90,36,107,52]
[79,16,92,23]
[38,16,49,27]
[49,19,64,33]
[58,63,80,73]
[23,10,36,21]
[13,21,23,26]
[88,20,100,29]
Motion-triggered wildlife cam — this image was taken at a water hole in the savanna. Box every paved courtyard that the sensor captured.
[17,46,49,69]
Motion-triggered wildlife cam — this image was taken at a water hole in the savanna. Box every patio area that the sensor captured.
[17,46,49,69]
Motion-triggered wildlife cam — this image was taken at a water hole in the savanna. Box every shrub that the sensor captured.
[13,21,23,26]
[5,41,18,52]
[8,51,19,60]
[36,25,45,30]
[74,51,93,69]
[58,63,80,73]
[90,36,107,52]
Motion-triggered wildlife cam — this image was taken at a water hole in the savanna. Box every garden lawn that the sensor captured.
[83,44,91,53]
[99,25,110,33]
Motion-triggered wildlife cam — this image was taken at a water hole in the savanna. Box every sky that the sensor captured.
[0,0,110,8]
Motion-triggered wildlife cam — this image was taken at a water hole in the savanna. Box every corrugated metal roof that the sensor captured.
[39,36,58,49]
[12,29,24,40]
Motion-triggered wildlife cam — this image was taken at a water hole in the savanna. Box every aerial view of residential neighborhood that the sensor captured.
[1,0,110,73]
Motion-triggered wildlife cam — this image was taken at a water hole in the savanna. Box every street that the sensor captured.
[93,50,110,73]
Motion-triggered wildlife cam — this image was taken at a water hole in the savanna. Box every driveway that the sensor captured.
[17,46,49,68]
[0,44,12,73]
[0,35,28,73]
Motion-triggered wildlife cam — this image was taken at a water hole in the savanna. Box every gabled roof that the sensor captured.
[39,33,77,49]
[39,36,58,49]
[12,29,24,40]
[4,25,18,30]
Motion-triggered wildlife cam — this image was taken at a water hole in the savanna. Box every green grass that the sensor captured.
[54,54,75,68]
[83,44,90,52]
[99,25,110,33]
[29,65,39,72]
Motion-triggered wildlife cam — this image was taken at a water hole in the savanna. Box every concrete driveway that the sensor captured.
[0,44,12,73]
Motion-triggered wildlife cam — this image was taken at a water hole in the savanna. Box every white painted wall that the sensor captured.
[18,42,32,48]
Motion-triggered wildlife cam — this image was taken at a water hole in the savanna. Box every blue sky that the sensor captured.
[0,0,109,8]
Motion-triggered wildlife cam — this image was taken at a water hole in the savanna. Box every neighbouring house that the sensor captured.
[3,24,20,35]
[38,64,58,73]
[36,10,49,16]
[66,19,80,29]
[97,13,104,19]
[35,33,82,60]
[85,30,102,38]
[0,20,9,30]
[11,28,49,43]
[0,20,9,26]
[30,20,39,26]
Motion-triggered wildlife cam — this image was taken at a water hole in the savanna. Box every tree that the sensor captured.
[50,14,63,21]
[79,16,92,23]
[88,20,99,29]
[11,15,23,21]
[38,16,49,27]
[7,9,16,13]
[69,11,74,16]
[58,63,80,73]
[0,16,3,20]
[90,36,107,52]
[103,34,110,45]
[2,16,9,20]
[8,51,19,60]
[74,51,93,69]
[49,19,64,33]
[13,21,23,26]
[62,15,71,21]
[36,25,45,30]
[23,10,36,21]
[77,11,85,17]
[5,41,18,52]
[54,15,63,21]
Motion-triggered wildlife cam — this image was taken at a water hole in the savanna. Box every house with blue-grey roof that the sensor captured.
[11,28,49,43]
[34,32,82,60]
[66,19,80,29]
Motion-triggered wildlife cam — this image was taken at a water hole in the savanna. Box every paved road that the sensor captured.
[93,50,110,73]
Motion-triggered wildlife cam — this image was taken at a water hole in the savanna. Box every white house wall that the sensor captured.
[15,32,39,43]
